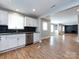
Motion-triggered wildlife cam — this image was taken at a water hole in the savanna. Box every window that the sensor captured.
[62,26,65,31]
[43,21,48,31]
[51,25,54,32]
[8,13,24,29]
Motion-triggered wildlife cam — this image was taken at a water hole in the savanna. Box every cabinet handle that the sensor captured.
[0,37,1,40]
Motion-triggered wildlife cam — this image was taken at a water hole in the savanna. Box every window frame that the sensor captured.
[42,21,48,31]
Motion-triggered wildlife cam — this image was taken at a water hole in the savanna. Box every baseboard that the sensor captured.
[41,36,50,40]
[33,36,50,44]
[0,45,25,54]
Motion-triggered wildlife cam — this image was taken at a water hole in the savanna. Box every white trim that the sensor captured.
[41,36,50,40]
[0,45,25,54]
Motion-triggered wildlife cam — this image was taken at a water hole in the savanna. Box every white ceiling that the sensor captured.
[0,0,63,17]
[0,0,79,18]
[41,0,79,17]
[51,5,79,25]
[51,15,78,25]
[55,5,79,16]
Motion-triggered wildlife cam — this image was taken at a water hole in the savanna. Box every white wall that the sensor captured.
[38,18,50,39]
[51,15,78,25]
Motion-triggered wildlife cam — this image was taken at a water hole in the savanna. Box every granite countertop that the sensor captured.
[0,32,40,35]
[0,32,26,35]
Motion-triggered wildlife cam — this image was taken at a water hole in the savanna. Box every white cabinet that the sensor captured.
[32,19,37,27]
[0,35,8,51]
[0,10,8,25]
[33,33,40,43]
[7,34,26,48]
[17,34,26,46]
[0,34,26,51]
[25,17,31,26]
[24,17,37,27]
[6,35,17,49]
[8,13,24,29]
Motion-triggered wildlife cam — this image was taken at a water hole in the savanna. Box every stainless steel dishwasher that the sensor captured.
[26,32,33,45]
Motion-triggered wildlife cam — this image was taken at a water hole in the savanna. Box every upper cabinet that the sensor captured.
[0,10,38,28]
[24,17,37,27]
[0,10,8,25]
[8,13,24,29]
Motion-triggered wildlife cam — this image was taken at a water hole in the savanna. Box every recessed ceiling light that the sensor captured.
[33,9,36,12]
[77,9,79,12]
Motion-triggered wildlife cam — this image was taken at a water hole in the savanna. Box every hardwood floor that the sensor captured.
[0,34,79,59]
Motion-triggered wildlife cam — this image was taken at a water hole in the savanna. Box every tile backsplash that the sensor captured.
[0,25,37,33]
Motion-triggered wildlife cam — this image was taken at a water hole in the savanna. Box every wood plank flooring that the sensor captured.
[0,34,79,59]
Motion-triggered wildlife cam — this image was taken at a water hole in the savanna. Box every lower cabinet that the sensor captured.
[33,33,40,43]
[17,34,26,46]
[0,34,26,51]
[6,35,18,49]
[0,35,8,51]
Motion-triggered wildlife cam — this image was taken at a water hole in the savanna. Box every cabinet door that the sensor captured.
[8,13,24,29]
[0,35,8,51]
[26,17,31,26]
[17,34,25,46]
[33,19,37,27]
[6,35,17,49]
[29,18,37,27]
[0,37,1,51]
[25,17,37,27]
[30,18,34,26]
[0,10,8,25]
[24,17,27,26]
[33,33,40,43]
